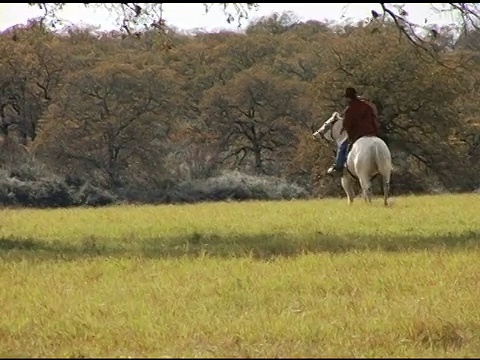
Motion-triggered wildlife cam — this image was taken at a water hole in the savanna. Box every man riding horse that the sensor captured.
[326,87,381,176]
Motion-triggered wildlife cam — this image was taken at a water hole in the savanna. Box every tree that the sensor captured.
[369,3,480,54]
[2,6,478,201]
[201,65,311,175]
[270,19,335,82]
[0,22,64,145]
[24,3,480,48]
[35,60,184,187]
[312,21,477,191]
[245,11,300,35]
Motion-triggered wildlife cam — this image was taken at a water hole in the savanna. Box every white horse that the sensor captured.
[313,111,392,206]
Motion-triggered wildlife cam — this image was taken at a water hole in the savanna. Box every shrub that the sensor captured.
[160,171,309,204]
[73,181,118,207]
[0,161,118,208]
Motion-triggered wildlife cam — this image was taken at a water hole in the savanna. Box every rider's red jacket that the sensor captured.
[342,98,379,143]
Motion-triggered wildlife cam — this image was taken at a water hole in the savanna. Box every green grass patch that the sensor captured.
[0,194,479,357]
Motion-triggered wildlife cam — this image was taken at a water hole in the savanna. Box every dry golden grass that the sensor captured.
[0,194,479,357]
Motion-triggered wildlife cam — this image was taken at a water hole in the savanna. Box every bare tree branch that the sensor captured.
[26,3,259,35]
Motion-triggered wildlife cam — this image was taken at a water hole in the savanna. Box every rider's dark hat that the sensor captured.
[345,87,358,99]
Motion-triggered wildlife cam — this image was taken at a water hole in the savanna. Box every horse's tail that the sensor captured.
[374,139,393,178]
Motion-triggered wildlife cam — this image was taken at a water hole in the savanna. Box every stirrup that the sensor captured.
[326,165,342,176]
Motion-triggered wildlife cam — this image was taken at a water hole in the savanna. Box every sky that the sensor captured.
[0,3,460,33]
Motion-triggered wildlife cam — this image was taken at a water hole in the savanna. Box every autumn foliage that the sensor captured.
[0,14,478,206]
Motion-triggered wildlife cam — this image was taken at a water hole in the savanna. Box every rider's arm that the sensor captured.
[341,106,349,133]
[364,105,379,134]
[364,100,380,130]
[343,105,355,136]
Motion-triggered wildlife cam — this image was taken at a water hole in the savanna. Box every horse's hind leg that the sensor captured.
[382,173,391,206]
[341,176,355,205]
[366,186,373,203]
[359,177,372,203]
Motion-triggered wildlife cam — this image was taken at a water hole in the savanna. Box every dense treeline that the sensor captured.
[0,13,478,207]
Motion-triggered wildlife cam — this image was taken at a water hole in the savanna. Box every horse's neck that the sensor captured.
[332,117,347,145]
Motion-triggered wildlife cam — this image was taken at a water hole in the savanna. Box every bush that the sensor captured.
[159,171,309,204]
[0,161,118,208]
[73,181,118,207]
[0,177,73,208]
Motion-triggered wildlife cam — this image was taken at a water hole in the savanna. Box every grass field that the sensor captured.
[1,194,479,357]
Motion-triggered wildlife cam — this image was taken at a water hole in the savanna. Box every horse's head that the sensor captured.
[312,111,345,144]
